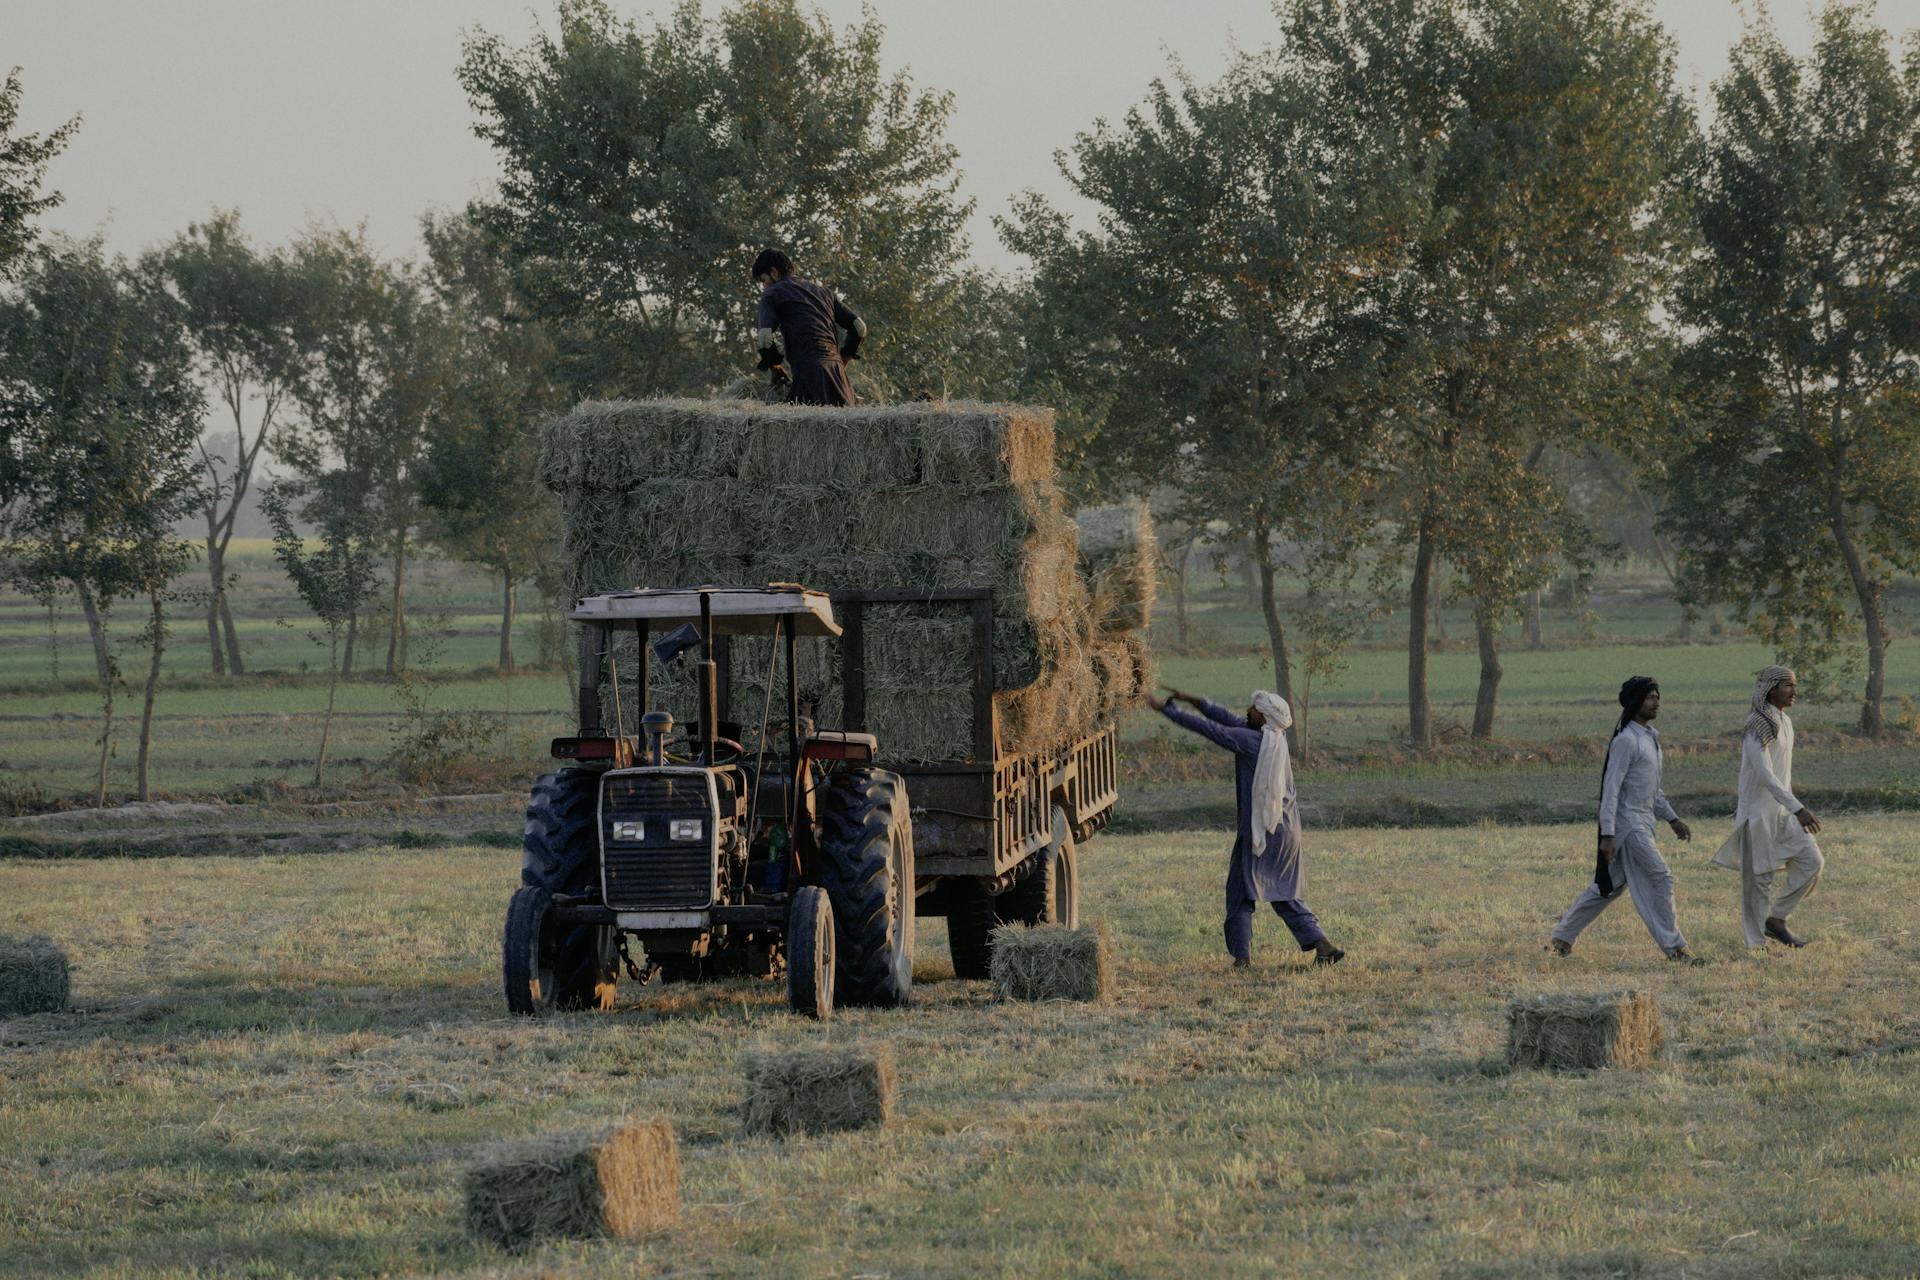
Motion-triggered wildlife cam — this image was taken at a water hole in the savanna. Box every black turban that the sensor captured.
[1617,676,1659,726]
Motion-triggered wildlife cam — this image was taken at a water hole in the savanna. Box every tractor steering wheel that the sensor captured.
[704,737,746,766]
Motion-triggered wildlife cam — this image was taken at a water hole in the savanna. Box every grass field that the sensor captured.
[2,819,1917,1277]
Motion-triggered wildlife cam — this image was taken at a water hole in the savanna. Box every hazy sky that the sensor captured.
[11,1,1916,273]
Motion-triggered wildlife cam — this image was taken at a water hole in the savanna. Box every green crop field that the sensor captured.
[2,820,1916,1277]
[5,554,1919,815]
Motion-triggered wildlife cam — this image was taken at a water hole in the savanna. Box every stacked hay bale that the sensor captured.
[1506,991,1663,1070]
[742,1045,897,1137]
[989,923,1114,1002]
[463,1118,679,1247]
[0,934,69,1017]
[541,399,1154,762]
[1075,500,1158,722]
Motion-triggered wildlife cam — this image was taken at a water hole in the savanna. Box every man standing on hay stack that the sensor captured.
[1548,676,1705,965]
[1711,666,1824,949]
[752,248,867,407]
[1146,686,1345,968]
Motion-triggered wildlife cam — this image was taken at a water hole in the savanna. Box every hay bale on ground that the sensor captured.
[0,934,69,1018]
[464,1119,679,1248]
[742,1045,897,1138]
[1506,991,1663,1070]
[990,923,1113,1003]
[1075,500,1158,633]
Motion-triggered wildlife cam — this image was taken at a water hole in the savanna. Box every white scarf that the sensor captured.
[1250,690,1294,842]
[1745,665,1794,745]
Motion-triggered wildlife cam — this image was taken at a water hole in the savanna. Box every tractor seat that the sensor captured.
[804,731,877,762]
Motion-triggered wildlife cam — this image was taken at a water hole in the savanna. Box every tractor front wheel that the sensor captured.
[502,885,617,1016]
[786,885,836,1019]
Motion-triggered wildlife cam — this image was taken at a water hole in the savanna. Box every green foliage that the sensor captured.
[417,206,564,663]
[458,0,975,399]
[1668,1,1920,734]
[0,67,78,277]
[0,235,203,608]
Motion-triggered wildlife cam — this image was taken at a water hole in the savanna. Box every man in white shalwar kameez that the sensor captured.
[1712,665,1824,948]
[1548,675,1702,963]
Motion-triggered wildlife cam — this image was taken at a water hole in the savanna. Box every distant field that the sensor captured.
[2,820,1915,1277]
[4,554,1918,811]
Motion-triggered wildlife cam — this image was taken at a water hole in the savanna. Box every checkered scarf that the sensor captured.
[1745,665,1795,745]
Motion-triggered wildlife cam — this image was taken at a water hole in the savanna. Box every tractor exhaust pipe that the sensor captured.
[698,591,717,765]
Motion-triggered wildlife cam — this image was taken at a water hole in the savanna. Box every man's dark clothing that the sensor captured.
[757,277,861,407]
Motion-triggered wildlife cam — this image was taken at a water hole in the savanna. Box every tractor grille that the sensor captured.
[600,772,716,910]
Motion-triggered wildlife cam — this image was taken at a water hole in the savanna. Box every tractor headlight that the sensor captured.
[613,820,643,842]
[669,818,704,843]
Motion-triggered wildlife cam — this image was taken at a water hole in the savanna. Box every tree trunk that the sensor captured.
[343,612,357,677]
[1471,603,1502,740]
[1428,558,1447,647]
[1525,588,1543,650]
[45,602,59,682]
[1826,482,1888,736]
[219,592,245,674]
[205,539,227,676]
[1254,543,1303,758]
[77,579,112,684]
[316,632,341,787]
[137,589,165,801]
[1407,519,1435,749]
[94,650,116,808]
[499,570,517,671]
[386,530,408,676]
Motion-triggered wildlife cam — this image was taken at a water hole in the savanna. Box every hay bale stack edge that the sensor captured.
[743,1045,897,1137]
[1506,991,1663,1070]
[990,923,1113,1003]
[464,1118,679,1248]
[542,399,1153,762]
[0,934,70,1018]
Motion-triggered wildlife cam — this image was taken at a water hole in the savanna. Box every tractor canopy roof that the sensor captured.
[569,585,842,637]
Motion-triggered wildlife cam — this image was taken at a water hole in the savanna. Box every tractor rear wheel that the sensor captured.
[816,768,915,1007]
[786,885,836,1019]
[945,879,999,979]
[503,885,618,1015]
[521,769,599,892]
[998,806,1079,928]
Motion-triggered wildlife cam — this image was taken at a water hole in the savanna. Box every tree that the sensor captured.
[458,0,974,400]
[279,227,443,677]
[1003,51,1420,758]
[0,236,202,802]
[262,482,378,787]
[149,211,310,675]
[0,67,78,277]
[1289,0,1694,745]
[418,207,564,671]
[1668,3,1920,736]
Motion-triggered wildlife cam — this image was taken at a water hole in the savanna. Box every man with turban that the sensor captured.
[1711,665,1824,947]
[1147,686,1345,968]
[1549,676,1703,963]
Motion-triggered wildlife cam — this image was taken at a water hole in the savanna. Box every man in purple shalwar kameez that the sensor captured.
[1148,686,1346,968]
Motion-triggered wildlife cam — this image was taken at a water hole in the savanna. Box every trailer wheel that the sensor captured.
[946,879,999,979]
[817,768,915,1007]
[999,806,1079,928]
[503,885,618,1015]
[786,885,836,1019]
